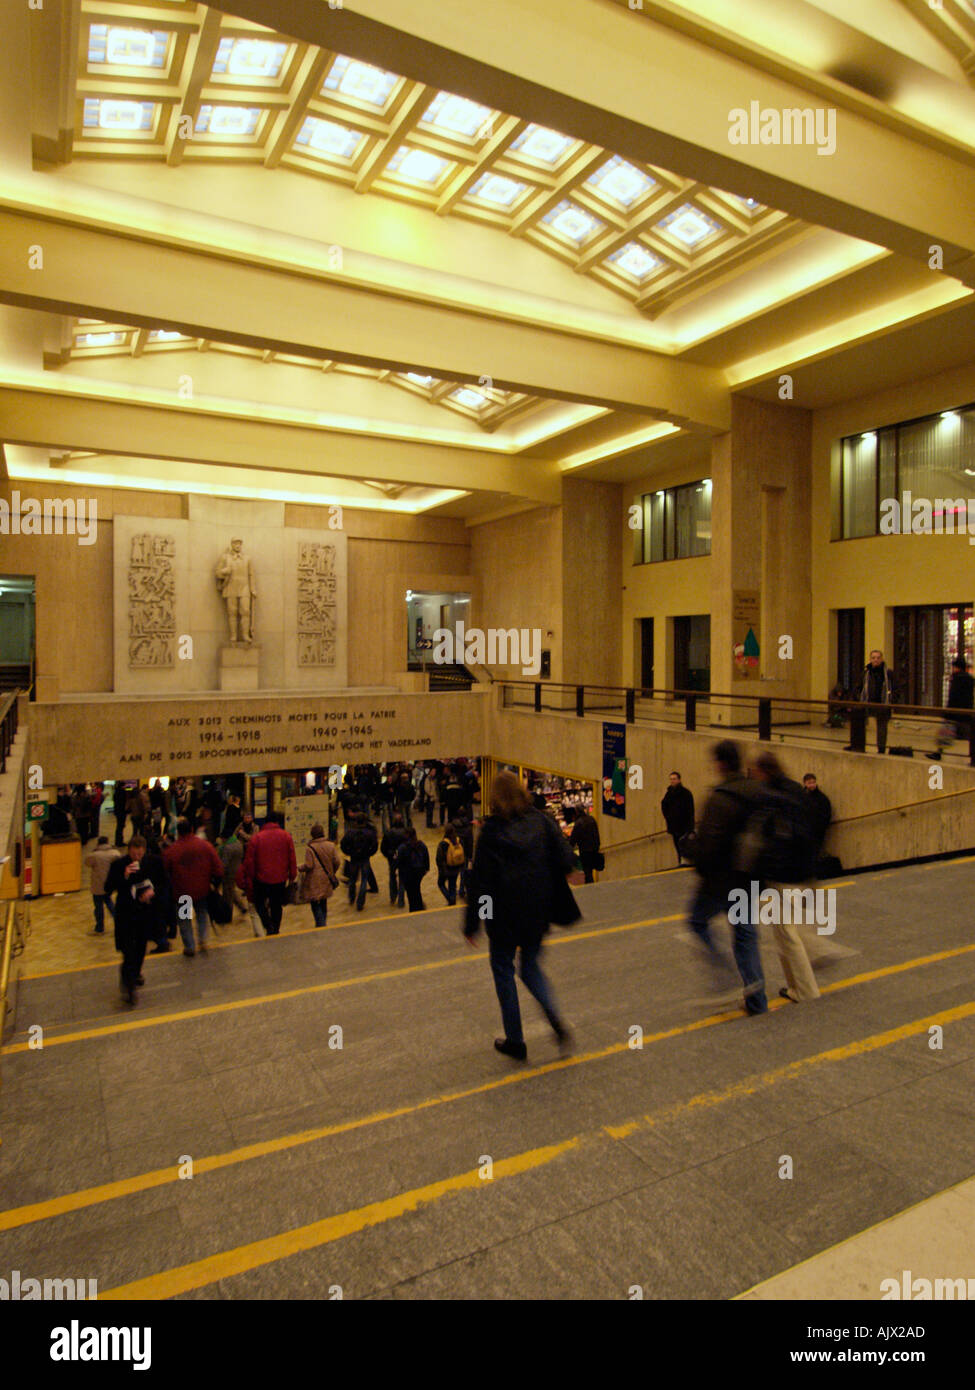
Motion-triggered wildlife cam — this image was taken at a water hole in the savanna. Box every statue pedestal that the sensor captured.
[219,644,260,692]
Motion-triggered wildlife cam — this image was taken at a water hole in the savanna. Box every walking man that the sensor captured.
[242,812,298,936]
[661,771,695,865]
[164,818,223,956]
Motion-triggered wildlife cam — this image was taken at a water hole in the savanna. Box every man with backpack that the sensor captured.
[436,823,466,904]
[685,740,768,1015]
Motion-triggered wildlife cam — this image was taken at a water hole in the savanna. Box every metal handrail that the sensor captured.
[0,898,27,1043]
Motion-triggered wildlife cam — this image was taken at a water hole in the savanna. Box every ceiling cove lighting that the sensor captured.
[586,156,655,207]
[405,373,436,387]
[509,124,574,164]
[657,204,720,247]
[325,56,398,107]
[296,117,362,160]
[422,92,494,137]
[77,332,125,346]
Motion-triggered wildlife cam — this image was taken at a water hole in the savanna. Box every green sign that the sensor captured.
[27,800,48,821]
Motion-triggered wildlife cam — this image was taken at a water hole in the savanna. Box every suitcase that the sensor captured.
[888,746,913,757]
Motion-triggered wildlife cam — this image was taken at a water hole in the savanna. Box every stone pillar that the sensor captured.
[561,476,623,687]
[710,397,812,721]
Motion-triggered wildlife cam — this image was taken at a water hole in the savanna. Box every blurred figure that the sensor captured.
[381,812,409,906]
[947,656,974,741]
[463,771,575,1060]
[802,773,832,854]
[661,771,695,865]
[436,823,465,904]
[686,741,768,1015]
[241,812,298,936]
[164,818,223,956]
[218,829,250,921]
[104,835,165,1003]
[341,812,378,912]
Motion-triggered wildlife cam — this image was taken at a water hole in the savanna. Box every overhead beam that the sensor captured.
[0,381,563,503]
[216,0,975,283]
[0,206,730,427]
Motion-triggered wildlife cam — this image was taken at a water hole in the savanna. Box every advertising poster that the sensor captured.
[732,589,761,677]
[602,722,626,820]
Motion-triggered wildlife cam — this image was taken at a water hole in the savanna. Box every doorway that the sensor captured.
[0,576,35,693]
[639,618,654,691]
[894,603,974,707]
[673,614,710,692]
[405,590,471,667]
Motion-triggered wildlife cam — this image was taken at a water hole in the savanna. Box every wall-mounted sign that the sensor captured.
[602,722,626,821]
[732,589,760,678]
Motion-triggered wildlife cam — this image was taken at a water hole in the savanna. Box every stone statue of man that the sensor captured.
[215,538,256,645]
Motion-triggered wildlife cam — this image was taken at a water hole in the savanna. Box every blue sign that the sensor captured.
[602,722,626,820]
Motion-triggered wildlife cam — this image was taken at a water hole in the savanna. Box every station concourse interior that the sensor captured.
[1,0,975,1304]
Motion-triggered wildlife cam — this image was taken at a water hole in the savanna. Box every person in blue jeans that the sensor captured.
[463,772,576,1059]
[685,739,768,1015]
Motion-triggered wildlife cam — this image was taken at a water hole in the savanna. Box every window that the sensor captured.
[637,480,711,563]
[836,403,975,538]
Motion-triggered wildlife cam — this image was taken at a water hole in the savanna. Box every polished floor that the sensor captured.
[1,857,974,1299]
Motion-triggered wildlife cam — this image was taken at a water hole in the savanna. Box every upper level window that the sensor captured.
[636,479,711,563]
[836,404,975,539]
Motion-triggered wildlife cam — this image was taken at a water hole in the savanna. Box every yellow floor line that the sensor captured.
[98,998,975,1300]
[2,913,685,1053]
[3,940,973,1235]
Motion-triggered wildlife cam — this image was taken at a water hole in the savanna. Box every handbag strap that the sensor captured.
[310,842,338,887]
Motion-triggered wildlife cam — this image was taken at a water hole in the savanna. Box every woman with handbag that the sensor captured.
[301,823,340,928]
[463,771,578,1061]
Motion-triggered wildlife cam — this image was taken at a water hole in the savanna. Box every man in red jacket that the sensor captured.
[242,812,298,936]
[163,818,223,957]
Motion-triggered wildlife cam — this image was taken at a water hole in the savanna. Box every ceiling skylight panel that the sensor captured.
[422,92,494,138]
[88,25,168,69]
[77,331,125,347]
[195,105,261,137]
[606,242,661,282]
[295,117,363,160]
[508,124,576,165]
[324,56,398,108]
[451,388,488,410]
[385,147,452,187]
[586,156,655,208]
[657,204,721,247]
[212,38,289,79]
[465,173,528,208]
[83,99,156,132]
[541,199,605,245]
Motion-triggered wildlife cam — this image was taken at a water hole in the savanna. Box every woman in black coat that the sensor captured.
[464,772,576,1060]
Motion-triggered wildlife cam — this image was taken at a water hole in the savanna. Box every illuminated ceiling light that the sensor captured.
[587,157,655,208]
[196,105,260,136]
[77,331,124,346]
[657,204,720,247]
[451,387,487,409]
[224,39,288,79]
[388,147,450,185]
[149,330,184,341]
[466,173,527,207]
[405,373,436,387]
[423,92,494,136]
[326,56,398,107]
[861,432,876,443]
[941,410,960,423]
[103,27,158,66]
[510,124,574,164]
[542,200,603,244]
[94,100,148,131]
[606,241,660,282]
[298,117,362,159]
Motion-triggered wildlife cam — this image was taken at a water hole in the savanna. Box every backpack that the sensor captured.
[735,781,817,884]
[407,841,427,873]
[446,840,465,867]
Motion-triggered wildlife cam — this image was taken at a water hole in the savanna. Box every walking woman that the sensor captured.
[463,771,576,1060]
[302,823,339,927]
